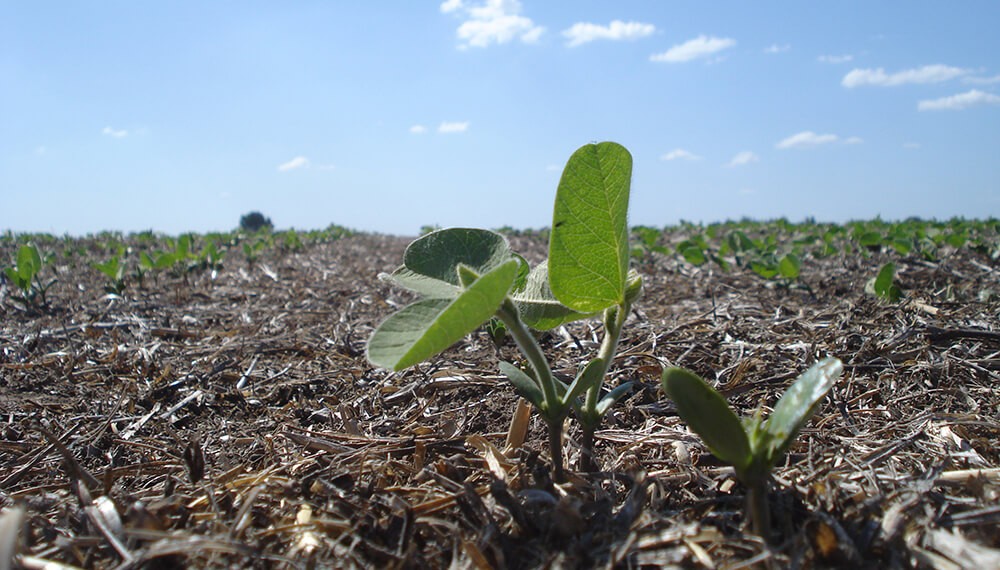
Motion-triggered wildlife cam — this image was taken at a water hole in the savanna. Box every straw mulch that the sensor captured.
[1,232,998,569]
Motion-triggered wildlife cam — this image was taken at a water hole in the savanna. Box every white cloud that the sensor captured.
[277,156,309,171]
[102,126,128,138]
[818,54,853,64]
[903,142,921,149]
[842,64,969,88]
[727,151,759,167]
[409,124,427,134]
[776,131,839,149]
[562,20,655,47]
[963,74,1000,85]
[443,0,544,49]
[438,121,470,133]
[917,89,1000,111]
[440,0,463,13]
[843,136,864,145]
[650,35,736,63]
[763,43,790,54]
[660,148,702,161]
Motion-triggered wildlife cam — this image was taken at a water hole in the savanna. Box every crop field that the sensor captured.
[2,215,999,568]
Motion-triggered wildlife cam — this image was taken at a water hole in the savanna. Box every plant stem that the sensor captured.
[578,302,630,471]
[548,418,565,482]
[747,478,772,543]
[496,299,566,480]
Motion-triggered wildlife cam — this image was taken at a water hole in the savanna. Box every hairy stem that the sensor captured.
[747,478,772,543]
[577,302,630,470]
[496,299,566,480]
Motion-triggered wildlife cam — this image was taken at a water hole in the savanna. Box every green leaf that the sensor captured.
[594,382,634,416]
[681,245,707,266]
[760,358,843,465]
[367,259,519,370]
[873,262,902,302]
[16,245,41,280]
[403,228,513,287]
[561,358,605,407]
[549,142,632,313]
[499,361,545,410]
[778,254,800,280]
[512,261,596,330]
[661,367,752,472]
[381,267,460,298]
[624,269,643,305]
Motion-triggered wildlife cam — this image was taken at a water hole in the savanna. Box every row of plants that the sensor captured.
[632,216,998,278]
[365,142,846,543]
[1,225,354,311]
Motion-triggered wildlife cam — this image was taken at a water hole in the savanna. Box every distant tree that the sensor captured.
[240,211,273,233]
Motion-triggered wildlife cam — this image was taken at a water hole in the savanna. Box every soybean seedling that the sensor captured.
[94,248,127,296]
[661,358,843,541]
[367,142,640,480]
[4,243,56,311]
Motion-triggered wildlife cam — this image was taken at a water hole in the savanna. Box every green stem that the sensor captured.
[548,418,565,482]
[747,478,772,543]
[577,303,630,470]
[496,299,566,480]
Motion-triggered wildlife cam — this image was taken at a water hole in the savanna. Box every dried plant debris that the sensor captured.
[1,227,998,568]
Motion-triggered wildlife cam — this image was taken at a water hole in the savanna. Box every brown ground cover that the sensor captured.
[1,231,998,568]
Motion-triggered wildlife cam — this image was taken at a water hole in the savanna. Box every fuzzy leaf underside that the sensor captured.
[760,357,843,464]
[381,267,461,298]
[662,367,752,472]
[549,142,632,313]
[512,261,596,330]
[403,228,513,287]
[366,260,518,371]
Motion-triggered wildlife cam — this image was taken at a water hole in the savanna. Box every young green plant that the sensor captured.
[661,358,843,541]
[93,248,127,296]
[366,142,640,480]
[4,244,56,311]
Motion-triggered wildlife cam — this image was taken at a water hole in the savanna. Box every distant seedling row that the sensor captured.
[3,216,997,312]
[1,223,353,312]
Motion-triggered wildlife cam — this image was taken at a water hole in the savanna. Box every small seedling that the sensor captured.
[868,262,903,302]
[93,250,127,296]
[4,243,56,310]
[367,142,640,480]
[661,358,843,541]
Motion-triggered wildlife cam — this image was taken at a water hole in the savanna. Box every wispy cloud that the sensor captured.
[562,20,655,47]
[763,43,790,54]
[650,35,736,63]
[441,0,544,49]
[903,142,921,149]
[660,148,702,161]
[917,89,1000,111]
[776,131,854,149]
[438,121,470,133]
[409,124,427,134]
[818,54,853,64]
[842,64,969,88]
[277,156,310,171]
[102,126,128,138]
[727,151,759,167]
[963,74,1000,85]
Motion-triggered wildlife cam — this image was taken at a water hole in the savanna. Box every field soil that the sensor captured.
[1,232,999,569]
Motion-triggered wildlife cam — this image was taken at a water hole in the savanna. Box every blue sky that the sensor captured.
[3,1,999,236]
